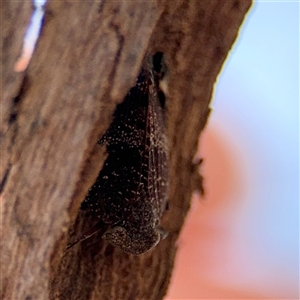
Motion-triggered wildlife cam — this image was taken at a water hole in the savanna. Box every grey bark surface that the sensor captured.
[1,1,252,299]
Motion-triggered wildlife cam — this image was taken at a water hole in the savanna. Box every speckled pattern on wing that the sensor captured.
[82,64,168,255]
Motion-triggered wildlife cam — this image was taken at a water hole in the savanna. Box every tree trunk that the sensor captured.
[1,1,252,299]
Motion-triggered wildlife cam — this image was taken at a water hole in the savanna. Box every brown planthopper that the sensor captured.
[67,54,169,255]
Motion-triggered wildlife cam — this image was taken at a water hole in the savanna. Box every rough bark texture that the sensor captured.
[1,1,252,300]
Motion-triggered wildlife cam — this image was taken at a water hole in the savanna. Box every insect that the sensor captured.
[68,56,169,255]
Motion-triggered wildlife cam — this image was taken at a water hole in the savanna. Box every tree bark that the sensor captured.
[1,1,252,299]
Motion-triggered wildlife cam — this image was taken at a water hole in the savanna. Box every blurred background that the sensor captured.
[166,2,299,299]
[17,1,299,299]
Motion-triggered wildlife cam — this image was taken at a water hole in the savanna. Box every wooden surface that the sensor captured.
[1,1,252,299]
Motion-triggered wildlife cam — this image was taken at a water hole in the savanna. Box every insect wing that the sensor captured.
[145,82,168,219]
[82,69,150,222]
